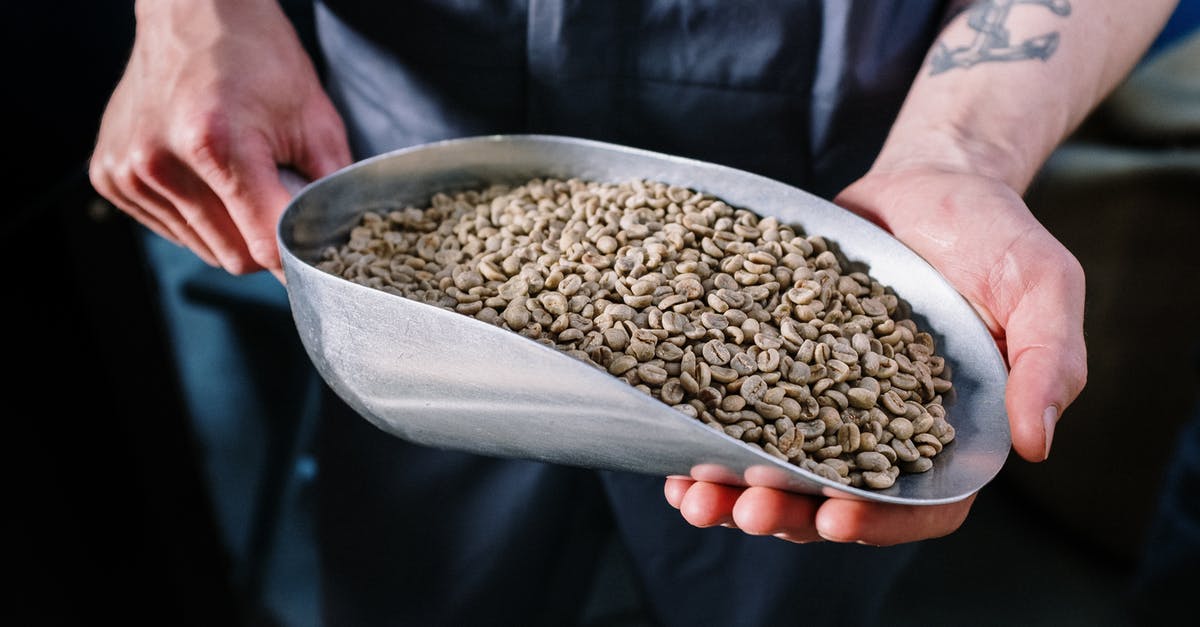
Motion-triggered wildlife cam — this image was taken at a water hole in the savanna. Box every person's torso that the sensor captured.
[315,0,947,198]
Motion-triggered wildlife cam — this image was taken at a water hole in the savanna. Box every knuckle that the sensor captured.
[128,144,173,184]
[87,158,113,196]
[1059,248,1085,280]
[112,163,143,192]
[178,111,233,171]
[1049,343,1089,403]
[1070,353,1088,394]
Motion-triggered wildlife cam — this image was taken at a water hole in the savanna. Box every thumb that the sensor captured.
[1002,253,1088,462]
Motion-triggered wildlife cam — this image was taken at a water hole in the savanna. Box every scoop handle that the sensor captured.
[278,167,310,196]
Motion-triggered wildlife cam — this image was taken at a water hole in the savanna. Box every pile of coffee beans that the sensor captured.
[317,178,955,489]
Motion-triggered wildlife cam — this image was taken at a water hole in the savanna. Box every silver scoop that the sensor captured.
[277,135,1010,506]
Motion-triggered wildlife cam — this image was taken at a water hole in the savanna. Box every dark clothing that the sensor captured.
[317,397,914,627]
[1128,396,1200,625]
[308,2,947,625]
[317,0,946,198]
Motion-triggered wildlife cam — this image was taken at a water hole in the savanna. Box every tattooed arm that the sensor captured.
[883,0,1178,191]
[845,0,1177,458]
[667,0,1178,545]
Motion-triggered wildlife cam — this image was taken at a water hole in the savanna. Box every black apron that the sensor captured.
[317,0,946,197]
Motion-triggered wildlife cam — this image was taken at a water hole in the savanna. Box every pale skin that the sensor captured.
[90,0,351,279]
[91,0,1178,545]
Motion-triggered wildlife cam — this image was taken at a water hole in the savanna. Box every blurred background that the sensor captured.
[3,2,1197,625]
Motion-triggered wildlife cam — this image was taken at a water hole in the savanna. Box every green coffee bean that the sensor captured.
[887,417,915,441]
[892,438,920,463]
[900,457,933,473]
[763,442,788,461]
[838,422,862,453]
[876,443,898,464]
[862,469,897,489]
[737,375,766,404]
[854,451,890,472]
[708,365,738,384]
[637,363,669,386]
[847,387,878,410]
[822,458,850,478]
[721,394,747,412]
[881,390,906,416]
[813,463,841,482]
[730,351,758,376]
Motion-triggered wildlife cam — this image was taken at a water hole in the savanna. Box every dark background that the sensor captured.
[2,2,317,625]
[3,2,1197,626]
[2,2,233,625]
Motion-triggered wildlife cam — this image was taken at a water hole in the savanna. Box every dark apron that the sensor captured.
[317,0,945,197]
[312,3,946,625]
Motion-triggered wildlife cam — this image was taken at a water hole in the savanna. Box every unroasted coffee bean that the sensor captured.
[322,177,955,490]
[863,470,895,489]
[797,418,825,439]
[900,457,933,473]
[855,451,891,472]
[702,339,731,366]
[887,417,915,441]
[741,375,768,404]
[637,363,669,386]
[847,387,878,410]
[837,422,861,453]
[914,432,943,455]
[608,354,638,376]
[661,379,685,405]
[892,438,921,463]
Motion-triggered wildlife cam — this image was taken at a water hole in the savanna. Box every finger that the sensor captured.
[137,152,261,274]
[90,152,185,244]
[294,102,354,180]
[203,137,294,273]
[270,112,353,286]
[814,493,976,546]
[678,481,742,528]
[1000,252,1087,462]
[730,487,822,543]
[90,168,180,246]
[664,476,695,509]
[118,169,221,267]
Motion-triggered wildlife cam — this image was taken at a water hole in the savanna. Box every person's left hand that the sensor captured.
[663,164,1087,545]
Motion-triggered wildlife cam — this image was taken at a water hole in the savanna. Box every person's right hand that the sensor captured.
[90,0,352,279]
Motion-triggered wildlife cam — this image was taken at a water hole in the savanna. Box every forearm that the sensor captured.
[133,0,293,45]
[874,0,1178,192]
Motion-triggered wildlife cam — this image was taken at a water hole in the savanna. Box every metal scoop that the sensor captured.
[277,135,1010,506]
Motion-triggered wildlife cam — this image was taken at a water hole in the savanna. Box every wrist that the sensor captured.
[135,0,282,28]
[868,122,1039,194]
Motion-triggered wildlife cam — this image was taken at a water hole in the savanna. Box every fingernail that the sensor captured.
[1042,405,1059,460]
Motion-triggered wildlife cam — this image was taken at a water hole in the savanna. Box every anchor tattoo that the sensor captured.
[929,0,1071,75]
